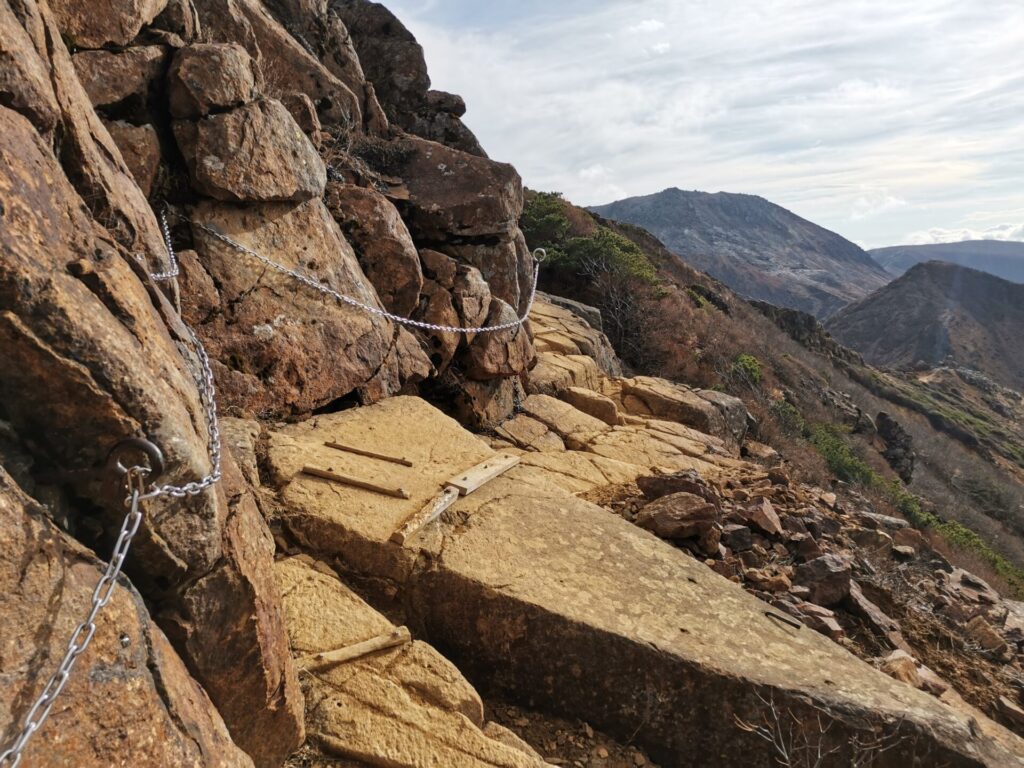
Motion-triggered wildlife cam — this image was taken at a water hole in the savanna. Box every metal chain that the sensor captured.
[0,470,149,768]
[0,220,223,766]
[140,318,222,501]
[188,218,546,335]
[148,210,180,282]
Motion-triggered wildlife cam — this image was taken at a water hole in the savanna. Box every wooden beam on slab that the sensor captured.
[447,454,520,496]
[301,466,411,499]
[297,627,412,672]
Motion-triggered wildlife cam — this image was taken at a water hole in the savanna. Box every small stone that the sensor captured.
[879,650,921,687]
[596,746,609,758]
[893,545,916,559]
[794,554,851,606]
[738,497,783,537]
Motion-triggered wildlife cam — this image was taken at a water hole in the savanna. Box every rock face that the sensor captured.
[175,97,327,202]
[183,199,430,416]
[0,3,304,762]
[0,468,253,768]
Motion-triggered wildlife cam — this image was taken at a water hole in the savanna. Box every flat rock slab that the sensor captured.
[275,556,547,767]
[268,397,1024,767]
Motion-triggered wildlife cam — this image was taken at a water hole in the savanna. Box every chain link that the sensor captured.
[190,219,545,335]
[0,471,148,768]
[148,210,180,282]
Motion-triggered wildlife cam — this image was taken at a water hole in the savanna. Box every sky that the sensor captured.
[384,0,1024,249]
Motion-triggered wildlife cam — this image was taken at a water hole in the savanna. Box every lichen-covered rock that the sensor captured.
[0,468,254,768]
[49,0,168,47]
[175,97,326,202]
[325,182,423,315]
[73,46,169,110]
[183,198,430,416]
[168,42,261,118]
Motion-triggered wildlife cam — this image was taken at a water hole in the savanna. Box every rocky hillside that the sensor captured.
[2,1,1024,767]
[828,261,1024,392]
[590,188,892,319]
[873,241,1024,284]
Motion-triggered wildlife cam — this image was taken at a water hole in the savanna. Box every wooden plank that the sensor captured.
[301,466,411,499]
[447,454,520,496]
[296,627,412,671]
[390,486,460,545]
[324,441,413,467]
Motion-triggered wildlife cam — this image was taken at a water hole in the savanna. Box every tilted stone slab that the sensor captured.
[267,397,1024,767]
[275,556,547,767]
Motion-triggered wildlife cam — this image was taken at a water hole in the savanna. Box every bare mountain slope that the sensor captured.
[872,240,1024,284]
[590,188,891,319]
[827,261,1024,391]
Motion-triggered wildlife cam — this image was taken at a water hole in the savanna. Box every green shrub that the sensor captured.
[520,192,570,261]
[731,353,763,386]
[771,400,806,436]
[562,227,658,283]
[810,423,875,485]
[686,287,710,309]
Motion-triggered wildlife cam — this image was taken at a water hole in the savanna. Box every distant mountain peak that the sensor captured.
[590,188,890,319]
[827,261,1024,391]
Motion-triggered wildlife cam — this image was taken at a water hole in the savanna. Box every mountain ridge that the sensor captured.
[589,187,892,319]
[871,240,1024,284]
[827,261,1024,391]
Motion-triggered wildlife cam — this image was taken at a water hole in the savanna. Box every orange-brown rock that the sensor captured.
[49,0,167,47]
[72,46,169,109]
[0,467,253,768]
[102,120,161,196]
[168,42,261,118]
[462,299,535,379]
[0,14,303,759]
[183,198,430,415]
[174,97,326,202]
[635,491,721,541]
[325,182,423,315]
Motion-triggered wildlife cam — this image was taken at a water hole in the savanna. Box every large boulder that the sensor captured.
[794,554,852,606]
[393,135,523,241]
[167,42,262,118]
[0,468,253,768]
[72,46,169,110]
[182,198,431,416]
[174,97,326,202]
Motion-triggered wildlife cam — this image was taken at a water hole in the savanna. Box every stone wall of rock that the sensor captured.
[0,0,536,763]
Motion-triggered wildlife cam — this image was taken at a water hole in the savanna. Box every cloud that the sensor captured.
[904,222,1024,245]
[628,19,665,34]
[850,188,907,221]
[386,0,1024,248]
